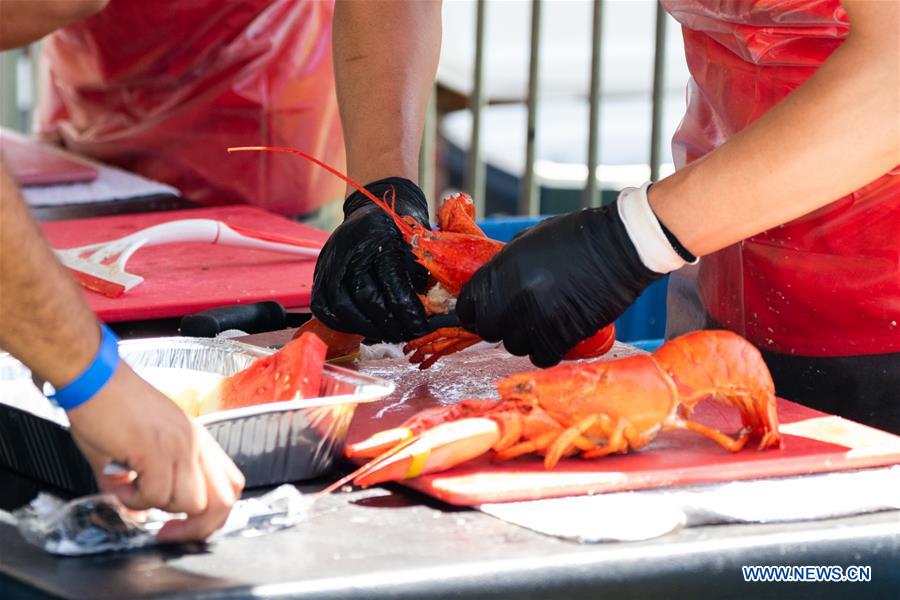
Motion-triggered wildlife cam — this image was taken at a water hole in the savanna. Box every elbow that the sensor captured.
[65,0,111,21]
[0,0,109,50]
[43,0,111,25]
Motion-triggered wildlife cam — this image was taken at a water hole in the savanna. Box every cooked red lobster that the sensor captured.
[325,330,782,490]
[228,146,615,368]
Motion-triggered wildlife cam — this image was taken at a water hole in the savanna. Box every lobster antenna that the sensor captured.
[227,146,416,237]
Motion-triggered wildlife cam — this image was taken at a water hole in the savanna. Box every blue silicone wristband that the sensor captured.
[47,324,120,410]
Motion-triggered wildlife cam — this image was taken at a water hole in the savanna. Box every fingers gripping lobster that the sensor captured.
[227,146,615,369]
[325,331,782,491]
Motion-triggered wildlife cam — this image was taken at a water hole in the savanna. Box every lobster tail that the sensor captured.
[652,330,782,449]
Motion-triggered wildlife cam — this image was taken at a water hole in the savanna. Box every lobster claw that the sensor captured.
[352,418,501,487]
[345,427,416,459]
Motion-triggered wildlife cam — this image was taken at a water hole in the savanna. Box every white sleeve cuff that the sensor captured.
[616,182,696,274]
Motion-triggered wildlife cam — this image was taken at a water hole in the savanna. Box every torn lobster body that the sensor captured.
[292,317,364,363]
[227,146,615,369]
[332,330,782,489]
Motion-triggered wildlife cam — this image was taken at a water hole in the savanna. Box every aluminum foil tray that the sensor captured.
[0,337,394,494]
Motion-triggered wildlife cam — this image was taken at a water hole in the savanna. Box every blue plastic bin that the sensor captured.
[477,217,667,344]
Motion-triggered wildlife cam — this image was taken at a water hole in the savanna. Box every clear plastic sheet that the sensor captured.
[661,0,900,357]
[9,485,311,556]
[36,0,345,216]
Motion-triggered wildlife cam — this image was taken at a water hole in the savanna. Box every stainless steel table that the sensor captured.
[1,467,898,600]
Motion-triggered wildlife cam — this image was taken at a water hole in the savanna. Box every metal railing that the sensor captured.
[649,0,668,183]
[425,0,671,217]
[466,0,488,218]
[0,46,38,133]
[584,0,605,209]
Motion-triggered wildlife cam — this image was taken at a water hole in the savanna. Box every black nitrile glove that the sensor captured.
[456,183,696,368]
[311,177,432,343]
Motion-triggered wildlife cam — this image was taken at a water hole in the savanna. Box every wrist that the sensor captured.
[581,202,663,307]
[343,177,429,223]
[40,323,121,411]
[616,182,698,274]
[346,167,419,195]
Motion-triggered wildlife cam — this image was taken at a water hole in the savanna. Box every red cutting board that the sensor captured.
[41,206,329,322]
[1,132,99,186]
[353,345,900,506]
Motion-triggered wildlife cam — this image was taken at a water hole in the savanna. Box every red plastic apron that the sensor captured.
[36,0,345,217]
[662,0,900,357]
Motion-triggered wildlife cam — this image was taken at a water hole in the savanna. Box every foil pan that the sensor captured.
[0,337,394,494]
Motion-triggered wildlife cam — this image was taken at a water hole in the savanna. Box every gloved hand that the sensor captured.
[456,183,697,367]
[311,177,432,343]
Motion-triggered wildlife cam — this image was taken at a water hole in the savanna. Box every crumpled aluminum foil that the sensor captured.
[9,484,312,556]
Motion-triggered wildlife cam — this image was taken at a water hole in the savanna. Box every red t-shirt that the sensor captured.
[663,0,900,356]
[37,0,345,216]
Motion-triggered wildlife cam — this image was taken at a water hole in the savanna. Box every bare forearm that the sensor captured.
[0,0,109,50]
[649,0,900,256]
[333,0,441,191]
[0,158,99,386]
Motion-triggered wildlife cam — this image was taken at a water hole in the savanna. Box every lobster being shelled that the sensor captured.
[228,146,616,369]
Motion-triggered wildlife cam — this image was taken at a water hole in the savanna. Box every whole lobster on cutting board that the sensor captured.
[227,146,615,369]
[322,330,782,492]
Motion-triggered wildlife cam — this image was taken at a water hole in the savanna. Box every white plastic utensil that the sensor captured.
[55,219,322,298]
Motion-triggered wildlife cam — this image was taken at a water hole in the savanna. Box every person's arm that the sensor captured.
[649,0,900,255]
[0,158,243,541]
[333,0,441,189]
[0,0,110,50]
[457,0,899,367]
[310,1,442,342]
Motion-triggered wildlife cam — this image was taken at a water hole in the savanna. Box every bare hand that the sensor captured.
[67,365,245,543]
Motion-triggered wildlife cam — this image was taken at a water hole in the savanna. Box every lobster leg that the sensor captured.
[405,327,482,369]
[495,426,599,465]
[489,412,525,452]
[544,415,600,469]
[405,327,480,353]
[494,430,559,461]
[580,418,629,459]
[417,337,482,370]
[669,417,751,452]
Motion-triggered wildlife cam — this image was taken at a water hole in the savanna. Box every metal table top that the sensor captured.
[1,467,898,600]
